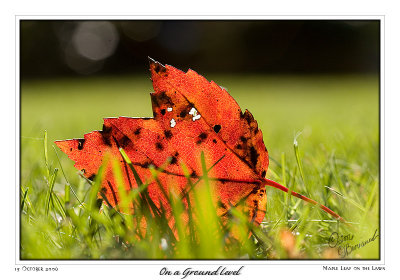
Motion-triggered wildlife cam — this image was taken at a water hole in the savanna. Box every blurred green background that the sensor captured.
[20,20,380,259]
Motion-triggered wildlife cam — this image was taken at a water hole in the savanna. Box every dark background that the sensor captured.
[20,20,379,79]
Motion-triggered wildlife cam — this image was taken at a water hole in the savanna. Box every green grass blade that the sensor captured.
[119,147,143,186]
[293,133,307,193]
[324,185,366,212]
[65,184,70,205]
[45,168,58,216]
[44,130,50,179]
[53,145,83,206]
[21,187,29,212]
[281,152,287,186]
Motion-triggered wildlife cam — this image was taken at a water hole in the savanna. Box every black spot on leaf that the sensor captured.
[151,91,173,108]
[250,186,260,194]
[101,125,112,146]
[196,132,208,145]
[78,139,85,150]
[134,128,141,135]
[159,91,173,105]
[250,146,259,168]
[120,135,130,148]
[154,62,166,74]
[241,110,254,125]
[199,132,208,140]
[151,94,159,107]
[138,160,154,169]
[213,125,221,133]
[156,142,164,151]
[161,109,166,115]
[164,130,173,139]
[170,156,178,165]
[180,109,188,118]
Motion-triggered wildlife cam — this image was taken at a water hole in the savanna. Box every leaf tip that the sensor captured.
[147,56,156,65]
[148,57,166,74]
[54,140,64,149]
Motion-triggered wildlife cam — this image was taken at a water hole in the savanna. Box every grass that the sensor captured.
[20,73,379,259]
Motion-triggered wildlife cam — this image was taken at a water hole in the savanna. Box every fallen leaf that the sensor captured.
[56,58,345,232]
[56,58,269,226]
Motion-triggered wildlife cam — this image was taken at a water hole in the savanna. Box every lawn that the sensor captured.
[20,72,379,259]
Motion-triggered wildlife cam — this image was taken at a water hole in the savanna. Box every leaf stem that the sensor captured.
[262,178,346,223]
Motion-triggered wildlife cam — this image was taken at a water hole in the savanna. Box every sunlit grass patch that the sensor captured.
[20,130,379,259]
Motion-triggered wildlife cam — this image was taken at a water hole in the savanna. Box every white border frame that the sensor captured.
[14,15,385,272]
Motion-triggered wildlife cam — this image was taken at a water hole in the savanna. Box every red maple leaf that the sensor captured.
[56,58,344,228]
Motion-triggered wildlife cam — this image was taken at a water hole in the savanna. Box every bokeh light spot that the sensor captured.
[72,21,119,61]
